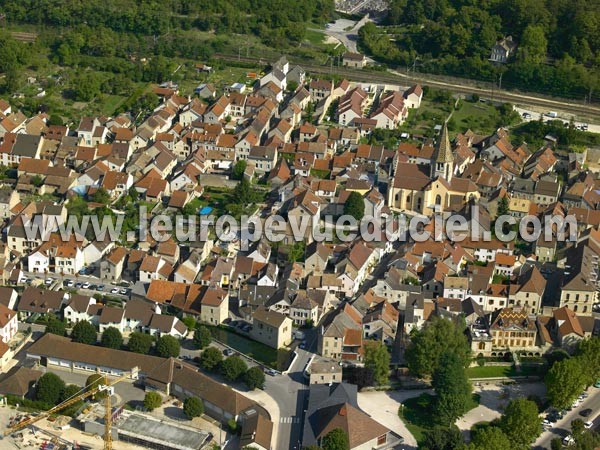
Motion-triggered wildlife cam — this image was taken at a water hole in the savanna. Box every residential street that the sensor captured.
[534,385,600,449]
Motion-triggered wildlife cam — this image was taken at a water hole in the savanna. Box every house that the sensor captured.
[318,304,363,361]
[0,366,42,399]
[307,358,343,385]
[200,288,229,325]
[248,146,278,174]
[101,247,128,283]
[342,52,367,68]
[302,383,398,449]
[63,295,97,324]
[0,303,17,344]
[98,306,125,333]
[289,291,320,326]
[250,308,292,349]
[403,84,423,108]
[490,36,517,63]
[147,314,188,338]
[17,287,67,318]
[309,80,333,103]
[490,307,538,354]
[0,287,19,310]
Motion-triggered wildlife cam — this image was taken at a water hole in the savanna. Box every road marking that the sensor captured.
[280,417,301,424]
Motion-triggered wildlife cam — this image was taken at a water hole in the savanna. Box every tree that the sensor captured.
[432,351,472,423]
[86,373,108,400]
[571,418,585,438]
[244,366,265,390]
[363,342,390,386]
[468,426,511,450]
[183,396,204,419]
[144,391,162,411]
[499,399,542,449]
[156,335,181,358]
[545,357,586,409]
[35,373,66,405]
[128,332,154,354]
[344,366,374,389]
[575,337,600,386]
[497,196,509,217]
[231,160,247,180]
[321,428,349,450]
[405,316,471,378]
[220,355,248,381]
[31,175,44,187]
[60,384,85,416]
[193,325,211,349]
[101,326,123,349]
[545,348,570,368]
[422,425,464,450]
[343,191,365,221]
[520,25,548,64]
[287,241,305,263]
[45,316,66,336]
[550,438,562,450]
[91,187,111,204]
[182,316,196,330]
[71,320,97,345]
[200,347,223,371]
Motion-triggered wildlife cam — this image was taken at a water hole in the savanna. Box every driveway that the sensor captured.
[357,389,433,449]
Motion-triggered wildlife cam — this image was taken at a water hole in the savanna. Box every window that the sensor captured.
[377,434,387,446]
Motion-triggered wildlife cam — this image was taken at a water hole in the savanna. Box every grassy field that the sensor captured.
[467,364,546,378]
[209,326,290,370]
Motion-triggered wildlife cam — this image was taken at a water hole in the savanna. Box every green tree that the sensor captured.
[244,366,266,390]
[183,396,204,419]
[101,326,123,349]
[363,342,390,386]
[499,398,542,449]
[31,175,44,187]
[35,373,66,405]
[220,355,248,381]
[432,351,472,423]
[91,187,111,204]
[231,160,247,180]
[200,347,223,371]
[71,320,97,345]
[468,426,511,450]
[545,357,586,409]
[405,316,471,378]
[143,391,162,411]
[128,332,154,354]
[45,316,66,336]
[575,337,600,386]
[86,373,108,400]
[422,425,464,450]
[321,428,349,450]
[193,325,212,349]
[156,335,181,358]
[343,191,365,221]
[550,438,562,450]
[287,241,305,263]
[60,384,85,416]
[182,316,196,330]
[520,25,548,64]
[571,418,585,438]
[496,196,509,217]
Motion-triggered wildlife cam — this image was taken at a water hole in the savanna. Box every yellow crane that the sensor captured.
[4,367,138,450]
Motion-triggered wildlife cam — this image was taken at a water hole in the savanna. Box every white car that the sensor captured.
[563,435,574,445]
[45,278,54,285]
[66,280,74,287]
[82,282,91,289]
[585,421,593,429]
[110,288,119,294]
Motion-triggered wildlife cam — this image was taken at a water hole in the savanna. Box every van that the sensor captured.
[546,111,558,118]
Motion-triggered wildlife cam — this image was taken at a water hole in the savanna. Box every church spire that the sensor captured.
[435,120,453,163]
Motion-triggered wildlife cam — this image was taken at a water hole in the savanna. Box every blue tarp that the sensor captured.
[199,206,213,215]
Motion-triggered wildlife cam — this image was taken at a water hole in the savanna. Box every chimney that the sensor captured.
[339,406,347,416]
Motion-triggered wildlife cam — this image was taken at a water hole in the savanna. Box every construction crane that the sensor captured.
[4,367,138,450]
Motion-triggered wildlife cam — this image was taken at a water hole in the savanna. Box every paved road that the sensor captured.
[534,386,600,449]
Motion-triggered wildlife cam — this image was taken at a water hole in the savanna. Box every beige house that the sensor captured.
[559,276,597,316]
[100,247,128,282]
[308,359,342,385]
[200,288,229,325]
[250,308,292,349]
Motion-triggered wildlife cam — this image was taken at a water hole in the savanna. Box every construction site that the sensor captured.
[79,404,211,450]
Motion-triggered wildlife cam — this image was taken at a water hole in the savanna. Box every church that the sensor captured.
[387,122,480,215]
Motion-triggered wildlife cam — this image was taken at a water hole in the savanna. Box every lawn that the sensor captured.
[209,326,291,370]
[398,392,480,445]
[467,364,545,379]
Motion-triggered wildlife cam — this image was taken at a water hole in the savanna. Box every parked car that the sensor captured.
[299,341,306,350]
[223,349,235,357]
[263,368,277,376]
[120,289,128,295]
[75,282,83,288]
[96,285,105,291]
[110,288,119,294]
[580,408,593,417]
[563,435,574,446]
[82,282,91,289]
[45,278,54,285]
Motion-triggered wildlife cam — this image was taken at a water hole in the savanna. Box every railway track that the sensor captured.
[214,53,600,121]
